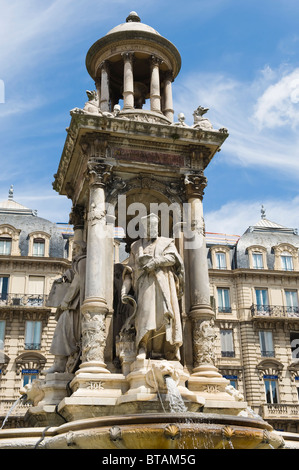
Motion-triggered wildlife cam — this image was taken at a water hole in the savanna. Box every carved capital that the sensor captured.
[69,204,85,228]
[86,161,112,188]
[184,171,207,199]
[162,70,174,83]
[99,60,110,74]
[121,51,135,63]
[150,55,163,67]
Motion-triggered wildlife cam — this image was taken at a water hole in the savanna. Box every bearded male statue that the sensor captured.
[121,213,184,360]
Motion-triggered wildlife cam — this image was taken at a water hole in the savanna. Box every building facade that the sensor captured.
[0,188,72,427]
[209,210,299,433]
[1,187,299,434]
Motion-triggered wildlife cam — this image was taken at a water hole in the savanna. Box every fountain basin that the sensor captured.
[22,413,283,449]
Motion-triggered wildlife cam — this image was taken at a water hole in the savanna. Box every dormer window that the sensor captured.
[216,252,227,269]
[0,237,11,255]
[252,252,264,269]
[210,246,231,270]
[28,231,50,257]
[281,252,293,271]
[0,225,21,256]
[273,243,298,271]
[247,245,267,270]
[33,238,45,257]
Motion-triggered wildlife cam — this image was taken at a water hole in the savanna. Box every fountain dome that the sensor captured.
[85,12,181,122]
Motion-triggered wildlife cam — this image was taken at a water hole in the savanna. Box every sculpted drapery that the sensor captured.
[122,214,184,360]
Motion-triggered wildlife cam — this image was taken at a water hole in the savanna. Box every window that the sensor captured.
[25,321,42,350]
[290,332,299,359]
[252,252,264,269]
[28,232,50,257]
[22,370,39,387]
[210,246,231,270]
[32,238,45,257]
[0,237,11,255]
[259,330,275,357]
[247,245,268,270]
[0,276,8,302]
[281,254,293,271]
[28,276,44,306]
[264,375,279,404]
[217,288,231,313]
[285,290,299,314]
[0,320,5,350]
[273,244,298,271]
[216,252,227,269]
[255,288,269,312]
[220,329,235,357]
[223,375,238,389]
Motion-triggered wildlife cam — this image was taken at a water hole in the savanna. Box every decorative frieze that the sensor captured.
[192,319,217,368]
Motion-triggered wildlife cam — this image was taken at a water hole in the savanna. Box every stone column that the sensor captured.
[99,61,110,112]
[184,172,236,410]
[122,52,134,110]
[78,162,112,375]
[150,55,162,113]
[184,172,213,321]
[163,71,174,122]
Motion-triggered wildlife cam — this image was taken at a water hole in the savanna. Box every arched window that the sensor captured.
[28,231,50,257]
[0,224,21,256]
[273,243,298,271]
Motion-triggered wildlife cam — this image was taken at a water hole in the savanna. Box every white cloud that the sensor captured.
[253,68,299,130]
[205,197,299,236]
[173,66,299,175]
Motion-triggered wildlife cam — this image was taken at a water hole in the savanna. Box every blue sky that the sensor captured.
[1,0,299,236]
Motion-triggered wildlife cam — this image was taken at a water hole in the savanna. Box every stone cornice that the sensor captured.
[0,256,71,271]
[209,268,299,279]
[53,112,228,195]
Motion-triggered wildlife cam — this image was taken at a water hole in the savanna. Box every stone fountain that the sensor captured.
[0,12,285,450]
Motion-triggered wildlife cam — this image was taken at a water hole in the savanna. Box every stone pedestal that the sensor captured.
[188,365,248,415]
[57,372,127,422]
[116,358,205,413]
[24,372,74,427]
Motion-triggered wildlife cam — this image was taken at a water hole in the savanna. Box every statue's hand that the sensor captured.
[143,259,157,272]
[60,301,69,311]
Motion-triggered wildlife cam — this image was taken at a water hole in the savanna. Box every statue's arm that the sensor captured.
[121,266,133,303]
[60,273,80,309]
[143,253,176,272]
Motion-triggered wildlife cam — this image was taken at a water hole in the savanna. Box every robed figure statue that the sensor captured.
[121,213,184,361]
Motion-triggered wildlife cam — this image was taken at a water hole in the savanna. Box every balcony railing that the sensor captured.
[251,304,299,319]
[0,294,49,308]
[262,403,299,420]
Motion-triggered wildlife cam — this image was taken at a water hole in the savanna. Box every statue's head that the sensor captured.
[140,213,159,239]
[72,240,87,258]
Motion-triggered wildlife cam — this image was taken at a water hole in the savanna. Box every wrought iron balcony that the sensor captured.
[251,304,299,319]
[218,307,232,313]
[0,294,49,308]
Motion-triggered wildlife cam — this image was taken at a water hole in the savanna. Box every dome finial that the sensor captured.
[8,185,14,200]
[126,11,141,23]
[261,205,266,220]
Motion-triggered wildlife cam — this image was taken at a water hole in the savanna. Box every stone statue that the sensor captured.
[45,241,86,374]
[83,90,100,114]
[192,106,213,130]
[121,213,184,360]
